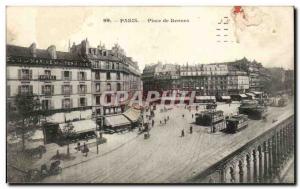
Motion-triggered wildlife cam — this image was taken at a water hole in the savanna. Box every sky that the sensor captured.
[6,6,294,70]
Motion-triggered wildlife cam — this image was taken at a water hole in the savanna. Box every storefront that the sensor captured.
[195,96,216,103]
[123,108,141,128]
[104,114,131,132]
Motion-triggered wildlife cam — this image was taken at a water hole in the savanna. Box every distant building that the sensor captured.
[142,61,250,98]
[142,62,181,95]
[229,57,271,92]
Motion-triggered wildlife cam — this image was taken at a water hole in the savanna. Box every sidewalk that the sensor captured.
[32,129,140,170]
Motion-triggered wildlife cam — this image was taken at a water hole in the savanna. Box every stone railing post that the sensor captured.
[263,141,268,183]
[253,150,257,182]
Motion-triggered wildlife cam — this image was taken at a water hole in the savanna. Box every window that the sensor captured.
[106,94,111,103]
[7,86,10,97]
[106,83,111,91]
[18,69,32,80]
[95,83,100,92]
[45,70,51,76]
[18,85,33,95]
[62,71,72,80]
[95,71,100,80]
[96,109,101,115]
[117,83,121,91]
[79,97,86,107]
[62,85,72,95]
[96,96,100,105]
[42,85,54,95]
[78,85,87,94]
[78,71,86,80]
[117,72,121,80]
[106,62,110,69]
[106,72,111,80]
[42,100,52,110]
[62,98,72,109]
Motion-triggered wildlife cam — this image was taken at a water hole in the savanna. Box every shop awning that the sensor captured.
[246,93,255,97]
[161,96,191,101]
[105,114,131,127]
[29,130,44,141]
[195,96,216,100]
[251,91,263,95]
[221,96,231,100]
[46,112,65,123]
[80,109,92,120]
[65,111,81,121]
[123,108,141,122]
[239,94,247,98]
[59,120,96,134]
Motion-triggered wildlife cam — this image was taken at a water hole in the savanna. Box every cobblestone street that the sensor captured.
[42,101,294,183]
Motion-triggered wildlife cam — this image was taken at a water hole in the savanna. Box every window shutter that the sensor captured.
[70,85,73,94]
[77,85,80,93]
[61,85,64,95]
[18,86,21,95]
[42,86,45,94]
[78,98,80,107]
[84,72,87,80]
[7,86,10,97]
[29,70,33,79]
[69,71,72,80]
[77,72,80,80]
[29,85,33,94]
[18,70,21,79]
[50,100,54,110]
[62,99,64,109]
[51,85,54,95]
[70,99,73,108]
[61,71,64,80]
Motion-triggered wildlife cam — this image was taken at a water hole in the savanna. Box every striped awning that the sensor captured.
[195,96,216,100]
[221,96,231,100]
[105,114,131,127]
[123,108,141,122]
[59,120,96,134]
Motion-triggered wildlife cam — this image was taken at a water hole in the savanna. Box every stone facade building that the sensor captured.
[142,61,250,98]
[6,40,141,137]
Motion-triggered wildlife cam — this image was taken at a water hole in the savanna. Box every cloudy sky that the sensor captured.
[6,6,294,69]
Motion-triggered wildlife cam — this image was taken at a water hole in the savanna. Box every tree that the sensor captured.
[61,122,76,156]
[10,94,41,151]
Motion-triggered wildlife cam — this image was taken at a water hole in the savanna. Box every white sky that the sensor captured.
[6,6,294,70]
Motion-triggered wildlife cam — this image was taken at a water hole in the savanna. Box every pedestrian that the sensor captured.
[190,126,193,134]
[160,120,162,125]
[82,143,89,157]
[77,142,81,152]
[192,114,194,119]
[181,129,185,137]
[152,119,154,127]
[182,114,185,118]
[167,116,169,120]
[164,118,166,124]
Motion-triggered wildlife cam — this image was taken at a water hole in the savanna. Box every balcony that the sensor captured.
[39,75,56,80]
[62,91,72,95]
[20,75,32,80]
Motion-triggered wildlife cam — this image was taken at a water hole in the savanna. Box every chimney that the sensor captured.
[47,45,57,59]
[29,43,37,57]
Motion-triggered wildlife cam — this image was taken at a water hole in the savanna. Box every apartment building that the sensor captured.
[7,40,142,141]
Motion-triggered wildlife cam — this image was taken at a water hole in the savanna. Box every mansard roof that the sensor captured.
[6,44,84,61]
